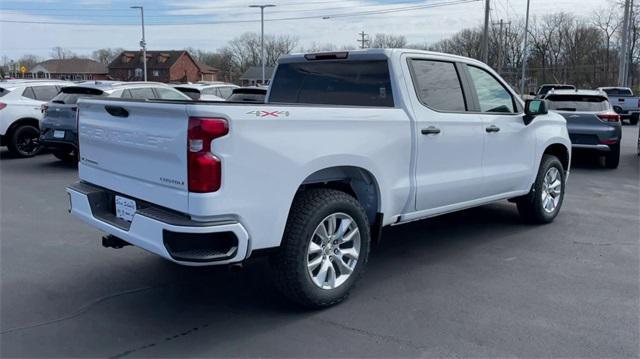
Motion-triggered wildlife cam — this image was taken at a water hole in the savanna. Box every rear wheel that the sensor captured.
[270,189,370,308]
[7,125,42,158]
[517,155,565,224]
[630,113,639,126]
[52,149,78,163]
[604,144,620,169]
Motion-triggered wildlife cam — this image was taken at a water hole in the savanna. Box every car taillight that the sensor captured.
[0,102,6,110]
[188,117,228,193]
[597,112,620,122]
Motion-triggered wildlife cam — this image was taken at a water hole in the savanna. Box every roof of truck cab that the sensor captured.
[280,48,487,66]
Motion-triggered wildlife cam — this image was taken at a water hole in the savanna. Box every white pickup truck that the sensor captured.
[67,49,571,307]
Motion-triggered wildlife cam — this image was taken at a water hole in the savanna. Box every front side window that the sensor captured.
[467,66,515,113]
[31,86,60,101]
[269,60,394,107]
[408,59,466,112]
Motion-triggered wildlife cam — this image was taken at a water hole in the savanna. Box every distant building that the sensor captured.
[29,58,108,81]
[108,50,219,83]
[240,66,275,86]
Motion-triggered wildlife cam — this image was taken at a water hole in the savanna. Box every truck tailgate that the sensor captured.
[77,99,190,212]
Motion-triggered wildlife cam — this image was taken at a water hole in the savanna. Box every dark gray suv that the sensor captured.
[39,81,189,162]
[545,89,621,168]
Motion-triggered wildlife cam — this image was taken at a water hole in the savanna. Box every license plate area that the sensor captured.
[115,195,137,222]
[53,130,65,139]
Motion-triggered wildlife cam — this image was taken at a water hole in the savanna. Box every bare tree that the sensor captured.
[17,54,41,70]
[91,48,124,64]
[593,5,620,80]
[50,46,75,60]
[371,34,407,48]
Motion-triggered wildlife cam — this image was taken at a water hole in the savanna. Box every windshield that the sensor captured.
[53,87,105,104]
[546,95,610,112]
[0,87,10,97]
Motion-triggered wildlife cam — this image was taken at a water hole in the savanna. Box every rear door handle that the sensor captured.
[421,126,441,135]
[485,125,500,133]
[105,105,129,118]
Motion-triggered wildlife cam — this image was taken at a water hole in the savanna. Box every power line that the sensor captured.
[0,0,481,26]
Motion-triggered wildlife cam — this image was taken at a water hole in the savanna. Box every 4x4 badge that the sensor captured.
[246,110,290,118]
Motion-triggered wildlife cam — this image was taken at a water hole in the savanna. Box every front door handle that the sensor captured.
[421,126,441,135]
[485,125,500,133]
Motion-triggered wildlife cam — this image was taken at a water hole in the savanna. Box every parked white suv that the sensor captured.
[0,80,72,157]
[172,82,238,101]
[67,49,571,307]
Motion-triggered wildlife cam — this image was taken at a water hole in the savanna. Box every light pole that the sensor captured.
[520,0,531,96]
[249,4,275,85]
[131,5,147,82]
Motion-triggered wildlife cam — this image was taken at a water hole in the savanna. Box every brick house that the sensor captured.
[108,50,219,83]
[29,58,108,81]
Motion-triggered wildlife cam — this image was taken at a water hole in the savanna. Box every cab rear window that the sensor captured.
[269,60,394,107]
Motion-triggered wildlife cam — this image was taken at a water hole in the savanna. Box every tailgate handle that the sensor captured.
[105,105,129,118]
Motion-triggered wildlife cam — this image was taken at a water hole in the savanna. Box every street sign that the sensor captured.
[20,66,27,74]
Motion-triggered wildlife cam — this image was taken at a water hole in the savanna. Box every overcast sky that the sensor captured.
[0,0,617,60]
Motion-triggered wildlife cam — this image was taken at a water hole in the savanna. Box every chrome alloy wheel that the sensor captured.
[541,167,562,213]
[307,213,361,290]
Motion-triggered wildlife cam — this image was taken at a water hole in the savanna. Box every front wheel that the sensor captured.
[517,155,566,224]
[7,125,42,158]
[270,189,370,308]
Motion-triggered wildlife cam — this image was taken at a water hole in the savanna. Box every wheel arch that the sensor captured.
[543,143,570,172]
[298,165,382,225]
[6,117,40,139]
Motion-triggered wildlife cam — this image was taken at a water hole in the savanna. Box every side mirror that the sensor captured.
[523,99,548,125]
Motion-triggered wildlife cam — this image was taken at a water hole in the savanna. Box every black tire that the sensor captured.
[270,188,371,308]
[516,154,566,224]
[52,149,78,163]
[7,125,42,158]
[604,144,620,169]
[630,114,639,126]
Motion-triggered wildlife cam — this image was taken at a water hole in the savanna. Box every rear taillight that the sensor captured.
[0,102,6,110]
[188,117,228,193]
[597,112,620,122]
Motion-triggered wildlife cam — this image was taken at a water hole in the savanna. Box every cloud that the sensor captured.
[0,0,606,59]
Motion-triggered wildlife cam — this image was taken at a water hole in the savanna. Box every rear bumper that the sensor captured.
[66,182,250,266]
[39,127,77,150]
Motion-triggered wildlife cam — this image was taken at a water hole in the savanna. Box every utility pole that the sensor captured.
[482,0,490,63]
[358,31,369,49]
[520,0,531,95]
[249,4,276,86]
[131,6,147,82]
[618,0,631,86]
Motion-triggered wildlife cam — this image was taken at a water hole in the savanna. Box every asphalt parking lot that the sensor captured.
[1,126,638,358]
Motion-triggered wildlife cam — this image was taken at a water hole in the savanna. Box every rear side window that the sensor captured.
[467,66,515,113]
[546,95,610,112]
[269,60,394,107]
[408,59,466,112]
[22,87,37,100]
[0,87,10,97]
[31,86,60,101]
